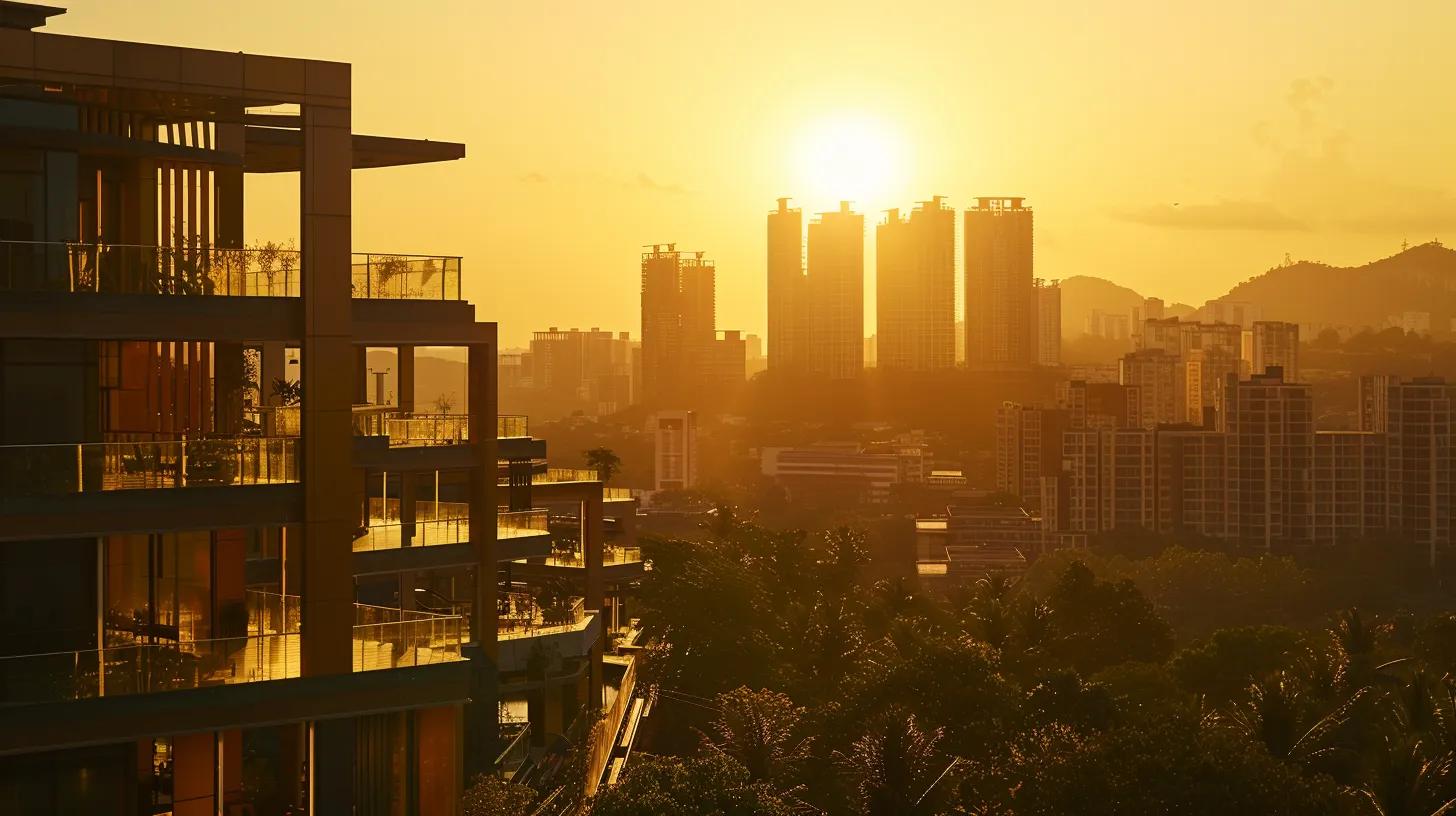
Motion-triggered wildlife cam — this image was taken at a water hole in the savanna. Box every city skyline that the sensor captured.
[36,0,1456,346]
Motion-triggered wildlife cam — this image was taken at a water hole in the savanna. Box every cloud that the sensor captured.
[518,171,548,183]
[634,172,688,195]
[1113,200,1306,231]
[1120,77,1456,236]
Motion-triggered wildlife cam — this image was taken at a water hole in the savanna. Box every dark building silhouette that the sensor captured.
[766,198,808,372]
[965,197,1034,370]
[807,201,865,379]
[877,197,955,371]
[640,244,742,405]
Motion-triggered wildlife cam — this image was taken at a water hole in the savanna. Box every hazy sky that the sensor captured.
[51,1,1456,346]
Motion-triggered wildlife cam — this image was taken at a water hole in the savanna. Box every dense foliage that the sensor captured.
[589,511,1456,815]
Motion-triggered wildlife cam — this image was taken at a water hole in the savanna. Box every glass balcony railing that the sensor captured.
[353,517,470,552]
[353,616,464,671]
[534,468,600,484]
[497,415,528,438]
[385,414,468,446]
[350,254,461,301]
[535,545,643,568]
[497,593,587,640]
[0,241,461,301]
[496,720,533,779]
[0,601,464,705]
[0,632,303,703]
[353,505,546,551]
[0,437,298,496]
[243,405,302,437]
[352,411,525,444]
[603,486,635,501]
[498,509,549,539]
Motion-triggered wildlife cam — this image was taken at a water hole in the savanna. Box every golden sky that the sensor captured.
[52,0,1456,347]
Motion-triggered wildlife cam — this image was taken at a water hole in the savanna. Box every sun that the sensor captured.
[794,113,902,211]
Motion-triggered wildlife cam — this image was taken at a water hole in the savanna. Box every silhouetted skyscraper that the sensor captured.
[877,196,955,371]
[767,198,808,372]
[807,201,865,379]
[965,197,1034,370]
[641,244,716,405]
[1035,279,1062,367]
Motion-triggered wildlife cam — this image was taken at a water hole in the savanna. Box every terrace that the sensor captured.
[0,240,461,301]
[0,437,297,496]
[352,506,549,552]
[0,594,464,706]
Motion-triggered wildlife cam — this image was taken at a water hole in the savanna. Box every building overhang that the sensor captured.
[245,126,465,173]
[0,659,474,757]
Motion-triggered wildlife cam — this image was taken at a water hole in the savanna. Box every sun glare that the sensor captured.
[794,114,902,210]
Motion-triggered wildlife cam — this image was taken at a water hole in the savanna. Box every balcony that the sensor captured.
[499,509,549,540]
[0,596,463,706]
[0,437,298,496]
[498,594,589,641]
[530,545,643,569]
[496,593,598,672]
[497,415,529,439]
[359,501,548,548]
[0,241,461,301]
[385,413,468,446]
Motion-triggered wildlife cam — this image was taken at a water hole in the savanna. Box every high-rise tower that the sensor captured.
[767,198,808,372]
[964,197,1034,370]
[876,197,955,371]
[806,202,865,379]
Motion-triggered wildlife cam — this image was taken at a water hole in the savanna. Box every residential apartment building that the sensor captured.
[1312,430,1387,545]
[640,244,743,406]
[766,198,807,372]
[1061,427,1158,533]
[0,8,638,811]
[1035,278,1062,367]
[965,197,1035,369]
[524,327,636,414]
[806,201,865,379]
[876,197,955,371]
[1132,318,1244,423]
[1120,349,1181,427]
[994,401,1068,508]
[0,10,486,812]
[652,410,698,492]
[1222,371,1314,548]
[1250,321,1300,381]
[1058,379,1141,430]
[1362,376,1456,562]
[1048,370,1452,563]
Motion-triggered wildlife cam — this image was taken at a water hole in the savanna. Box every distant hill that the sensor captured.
[1057,275,1194,337]
[1220,242,1456,331]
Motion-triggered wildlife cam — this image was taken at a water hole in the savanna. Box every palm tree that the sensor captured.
[700,686,812,785]
[1219,670,1364,770]
[838,709,956,816]
[1359,735,1456,816]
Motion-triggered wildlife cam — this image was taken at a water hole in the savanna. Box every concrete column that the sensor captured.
[311,718,355,813]
[353,345,368,406]
[584,491,604,716]
[171,731,216,816]
[398,344,416,413]
[465,337,500,778]
[299,89,354,683]
[467,338,499,656]
[401,471,417,547]
[213,123,244,251]
[417,706,463,816]
[213,342,245,435]
[261,341,287,405]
